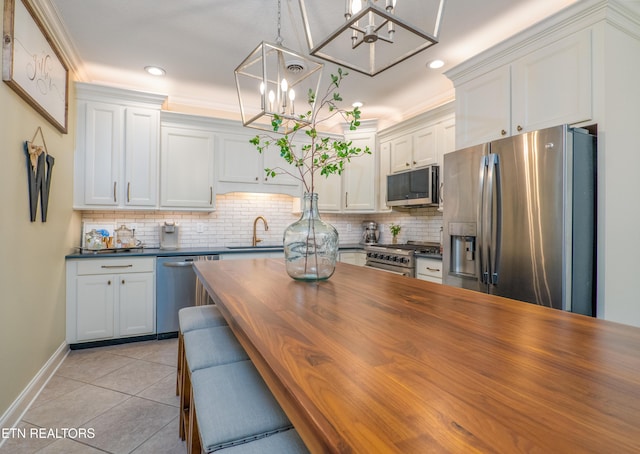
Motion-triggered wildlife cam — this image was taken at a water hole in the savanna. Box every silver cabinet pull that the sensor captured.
[209,186,213,205]
[127,182,131,203]
[426,267,441,272]
[101,265,133,269]
[113,182,117,202]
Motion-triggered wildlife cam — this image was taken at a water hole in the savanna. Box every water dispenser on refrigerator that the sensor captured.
[448,222,476,278]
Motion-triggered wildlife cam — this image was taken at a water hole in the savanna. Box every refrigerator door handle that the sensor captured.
[488,153,501,285]
[478,155,489,285]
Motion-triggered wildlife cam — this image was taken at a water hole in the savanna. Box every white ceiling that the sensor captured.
[46,0,586,130]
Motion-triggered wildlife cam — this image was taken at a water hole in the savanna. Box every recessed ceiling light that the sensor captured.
[352,101,364,108]
[428,59,445,69]
[145,66,166,76]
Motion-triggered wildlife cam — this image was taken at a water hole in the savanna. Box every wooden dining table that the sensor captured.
[194,258,640,453]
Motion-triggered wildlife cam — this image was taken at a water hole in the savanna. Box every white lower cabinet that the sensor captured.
[67,258,155,344]
[416,257,443,284]
[339,250,366,266]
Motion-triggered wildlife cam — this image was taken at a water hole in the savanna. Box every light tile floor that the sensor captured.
[1,339,186,454]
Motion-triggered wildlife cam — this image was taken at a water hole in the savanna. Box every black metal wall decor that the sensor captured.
[24,127,55,222]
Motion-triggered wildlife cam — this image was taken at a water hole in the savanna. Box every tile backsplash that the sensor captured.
[80,192,443,248]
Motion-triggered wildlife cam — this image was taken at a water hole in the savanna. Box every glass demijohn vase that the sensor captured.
[283,193,339,281]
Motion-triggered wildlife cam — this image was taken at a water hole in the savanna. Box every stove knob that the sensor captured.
[392,256,398,262]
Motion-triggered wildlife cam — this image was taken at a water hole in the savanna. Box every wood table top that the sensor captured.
[194,259,640,453]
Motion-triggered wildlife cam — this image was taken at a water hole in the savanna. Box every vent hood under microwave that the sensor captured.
[386,166,439,207]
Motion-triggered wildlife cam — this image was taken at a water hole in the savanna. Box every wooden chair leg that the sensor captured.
[179,357,191,441]
[177,331,184,396]
[187,383,202,454]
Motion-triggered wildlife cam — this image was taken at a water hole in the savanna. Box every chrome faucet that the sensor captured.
[252,216,269,246]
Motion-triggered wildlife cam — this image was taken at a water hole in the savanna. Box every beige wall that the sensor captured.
[0,1,79,416]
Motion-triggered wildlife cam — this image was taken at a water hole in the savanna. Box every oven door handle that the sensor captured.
[364,264,409,276]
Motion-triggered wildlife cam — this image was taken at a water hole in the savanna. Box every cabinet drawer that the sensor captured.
[416,258,442,278]
[76,258,154,275]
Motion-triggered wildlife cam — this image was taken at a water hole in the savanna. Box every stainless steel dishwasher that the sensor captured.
[156,254,219,338]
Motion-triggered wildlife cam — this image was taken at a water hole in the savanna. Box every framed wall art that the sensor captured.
[3,0,69,133]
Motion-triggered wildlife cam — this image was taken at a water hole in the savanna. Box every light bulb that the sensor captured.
[289,89,296,115]
[260,82,265,95]
[268,90,275,111]
[281,78,288,93]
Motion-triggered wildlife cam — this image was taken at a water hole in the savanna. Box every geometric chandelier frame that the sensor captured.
[298,0,445,77]
[234,40,323,134]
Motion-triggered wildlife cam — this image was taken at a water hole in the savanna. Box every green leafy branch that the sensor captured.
[250,69,371,194]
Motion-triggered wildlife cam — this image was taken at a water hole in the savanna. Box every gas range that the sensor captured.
[364,241,442,277]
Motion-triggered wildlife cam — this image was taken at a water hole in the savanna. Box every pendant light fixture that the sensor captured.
[235,0,323,133]
[298,0,445,77]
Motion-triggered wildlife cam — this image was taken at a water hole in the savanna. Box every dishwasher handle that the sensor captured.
[163,260,195,267]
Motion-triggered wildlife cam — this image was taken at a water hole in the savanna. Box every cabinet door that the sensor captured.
[455,65,511,148]
[315,172,342,212]
[378,141,391,211]
[436,116,456,211]
[413,125,437,168]
[118,272,155,337]
[343,135,376,211]
[76,275,115,341]
[125,108,159,207]
[218,133,262,184]
[83,102,122,206]
[416,258,443,284]
[436,116,456,166]
[263,145,300,187]
[390,135,413,173]
[511,29,592,133]
[160,126,215,209]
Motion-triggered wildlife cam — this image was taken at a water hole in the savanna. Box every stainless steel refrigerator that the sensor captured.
[442,125,596,315]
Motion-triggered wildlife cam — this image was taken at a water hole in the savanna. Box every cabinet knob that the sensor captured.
[108,280,111,285]
[501,129,507,136]
[517,125,523,132]
[255,177,259,181]
[405,162,410,167]
[122,279,125,285]
[413,161,417,165]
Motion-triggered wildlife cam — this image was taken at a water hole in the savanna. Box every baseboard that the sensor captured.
[0,341,69,443]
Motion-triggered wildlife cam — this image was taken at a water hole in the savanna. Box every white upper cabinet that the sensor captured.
[454,66,511,147]
[218,132,262,185]
[390,125,437,173]
[217,130,301,195]
[511,29,592,133]
[342,131,377,211]
[160,114,216,210]
[74,83,165,209]
[452,29,592,148]
[125,108,159,206]
[315,120,378,213]
[82,101,122,206]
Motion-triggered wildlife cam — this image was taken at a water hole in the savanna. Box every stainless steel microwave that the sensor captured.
[386,166,439,207]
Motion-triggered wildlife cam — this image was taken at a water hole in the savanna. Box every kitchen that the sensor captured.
[2,0,640,452]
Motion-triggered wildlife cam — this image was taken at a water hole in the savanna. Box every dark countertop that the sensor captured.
[65,243,365,259]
